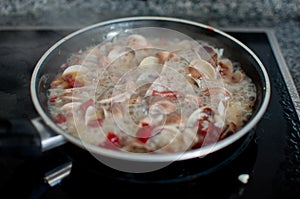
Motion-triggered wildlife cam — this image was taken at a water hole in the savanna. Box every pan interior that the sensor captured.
[31,17,269,163]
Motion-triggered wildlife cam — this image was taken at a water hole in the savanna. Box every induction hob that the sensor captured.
[0,28,299,199]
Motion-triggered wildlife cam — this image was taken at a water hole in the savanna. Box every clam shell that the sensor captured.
[127,34,148,49]
[140,56,160,66]
[107,46,134,62]
[85,106,97,126]
[60,102,81,112]
[187,106,214,127]
[62,65,89,76]
[189,59,216,80]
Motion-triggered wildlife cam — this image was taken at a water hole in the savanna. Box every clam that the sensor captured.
[185,66,202,79]
[218,58,233,77]
[62,65,89,76]
[165,112,184,129]
[106,49,137,77]
[111,103,123,119]
[127,34,148,49]
[139,56,160,66]
[50,77,68,88]
[217,100,227,116]
[139,114,165,127]
[187,106,215,127]
[184,94,204,106]
[128,94,142,104]
[85,106,97,126]
[186,106,225,148]
[107,46,134,62]
[196,45,219,67]
[62,91,92,102]
[123,140,153,153]
[202,87,231,99]
[225,101,245,128]
[60,102,81,112]
[185,75,201,88]
[202,87,231,117]
[156,51,181,63]
[84,106,107,127]
[188,59,216,80]
[138,56,163,74]
[98,106,108,119]
[231,71,245,83]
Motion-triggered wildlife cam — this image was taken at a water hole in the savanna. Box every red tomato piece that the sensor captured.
[197,120,209,136]
[191,140,203,149]
[136,126,152,143]
[141,122,149,127]
[49,96,58,103]
[152,90,178,99]
[107,132,120,146]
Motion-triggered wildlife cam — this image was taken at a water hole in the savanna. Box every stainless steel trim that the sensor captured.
[0,26,83,30]
[266,30,300,120]
[221,27,274,33]
[31,117,67,152]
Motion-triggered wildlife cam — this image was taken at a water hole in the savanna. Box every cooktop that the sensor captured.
[0,28,299,199]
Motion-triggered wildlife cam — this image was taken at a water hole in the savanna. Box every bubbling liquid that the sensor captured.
[47,33,256,153]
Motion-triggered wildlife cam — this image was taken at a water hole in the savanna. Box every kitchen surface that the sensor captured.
[0,1,299,199]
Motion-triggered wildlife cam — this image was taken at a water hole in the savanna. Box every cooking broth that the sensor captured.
[47,33,256,153]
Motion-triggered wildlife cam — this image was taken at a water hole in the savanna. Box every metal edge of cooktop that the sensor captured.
[223,27,300,120]
[266,30,300,120]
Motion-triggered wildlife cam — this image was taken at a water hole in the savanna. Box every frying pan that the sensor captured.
[0,17,270,173]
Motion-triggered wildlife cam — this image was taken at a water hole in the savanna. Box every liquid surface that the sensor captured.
[47,33,256,153]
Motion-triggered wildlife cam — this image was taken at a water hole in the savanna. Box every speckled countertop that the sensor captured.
[0,0,299,94]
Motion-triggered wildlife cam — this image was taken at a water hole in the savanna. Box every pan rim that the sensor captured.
[30,16,271,162]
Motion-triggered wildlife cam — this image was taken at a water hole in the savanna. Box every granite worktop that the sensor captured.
[0,0,299,94]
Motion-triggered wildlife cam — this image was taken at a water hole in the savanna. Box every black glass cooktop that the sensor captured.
[0,28,299,199]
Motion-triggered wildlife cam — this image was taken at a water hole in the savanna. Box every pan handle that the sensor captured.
[0,117,66,157]
[31,117,67,152]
